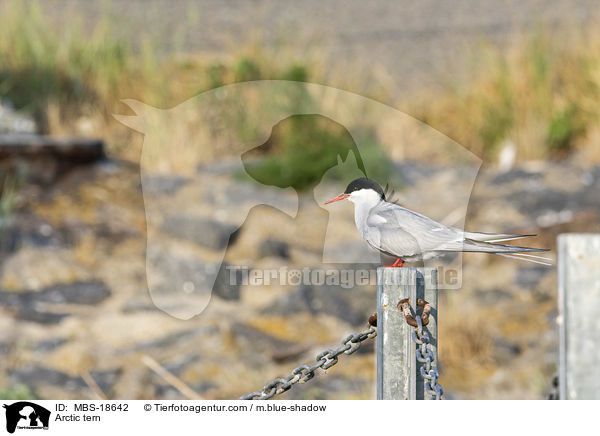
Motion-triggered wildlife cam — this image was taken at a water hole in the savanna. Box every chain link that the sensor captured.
[239,324,377,400]
[412,309,444,400]
[241,300,444,401]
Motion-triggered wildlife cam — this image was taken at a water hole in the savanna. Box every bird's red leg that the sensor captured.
[384,258,405,267]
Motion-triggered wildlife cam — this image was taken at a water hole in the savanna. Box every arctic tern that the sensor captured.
[325,178,550,266]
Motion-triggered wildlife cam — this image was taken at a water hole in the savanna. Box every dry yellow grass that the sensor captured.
[2,0,600,172]
[438,301,497,391]
[412,30,600,162]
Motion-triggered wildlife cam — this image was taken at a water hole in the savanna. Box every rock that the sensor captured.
[0,280,111,324]
[472,288,514,306]
[124,327,217,352]
[230,322,296,354]
[122,294,157,313]
[35,338,68,352]
[213,262,242,300]
[0,134,105,184]
[153,380,216,399]
[285,374,369,400]
[507,188,575,217]
[0,211,127,254]
[197,159,243,175]
[0,220,20,254]
[394,162,442,186]
[492,338,522,365]
[0,102,36,134]
[258,239,290,259]
[220,181,296,211]
[10,366,86,391]
[491,168,542,185]
[145,251,241,301]
[93,222,138,245]
[264,282,375,326]
[88,369,121,395]
[162,355,201,375]
[10,365,119,395]
[161,215,239,250]
[11,309,69,325]
[535,209,575,228]
[2,210,104,250]
[0,247,93,291]
[142,174,190,196]
[0,134,104,162]
[0,295,70,324]
[515,265,550,289]
[581,166,600,207]
[270,344,311,363]
[322,242,380,264]
[33,281,111,305]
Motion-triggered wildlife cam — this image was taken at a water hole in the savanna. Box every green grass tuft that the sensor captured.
[0,384,37,400]
[241,114,394,191]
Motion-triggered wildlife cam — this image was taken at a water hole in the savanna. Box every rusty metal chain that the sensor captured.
[399,298,443,400]
[413,315,443,399]
[239,322,377,400]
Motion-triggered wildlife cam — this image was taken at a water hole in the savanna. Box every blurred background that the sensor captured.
[0,0,599,400]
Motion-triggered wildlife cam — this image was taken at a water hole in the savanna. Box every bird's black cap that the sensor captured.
[344,178,385,199]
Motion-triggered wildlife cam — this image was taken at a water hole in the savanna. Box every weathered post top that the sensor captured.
[558,233,600,400]
[377,267,438,400]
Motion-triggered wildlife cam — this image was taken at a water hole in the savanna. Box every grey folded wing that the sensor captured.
[365,203,465,257]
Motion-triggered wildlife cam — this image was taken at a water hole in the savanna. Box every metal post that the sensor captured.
[377,267,438,399]
[558,233,600,399]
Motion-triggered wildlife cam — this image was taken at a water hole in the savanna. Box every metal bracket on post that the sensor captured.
[377,267,438,400]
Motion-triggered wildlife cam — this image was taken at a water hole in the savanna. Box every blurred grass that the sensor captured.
[415,32,600,161]
[0,384,36,400]
[0,0,390,172]
[0,1,132,129]
[0,0,599,169]
[241,114,394,190]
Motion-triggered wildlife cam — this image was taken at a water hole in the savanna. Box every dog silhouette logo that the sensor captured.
[3,402,50,433]
[114,80,482,317]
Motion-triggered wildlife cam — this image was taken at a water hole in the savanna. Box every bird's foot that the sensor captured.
[383,258,405,267]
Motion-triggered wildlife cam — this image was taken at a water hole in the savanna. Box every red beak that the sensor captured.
[324,193,349,204]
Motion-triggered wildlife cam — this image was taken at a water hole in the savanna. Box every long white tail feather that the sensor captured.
[496,253,553,266]
[486,235,535,243]
[464,232,536,242]
[510,252,554,262]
